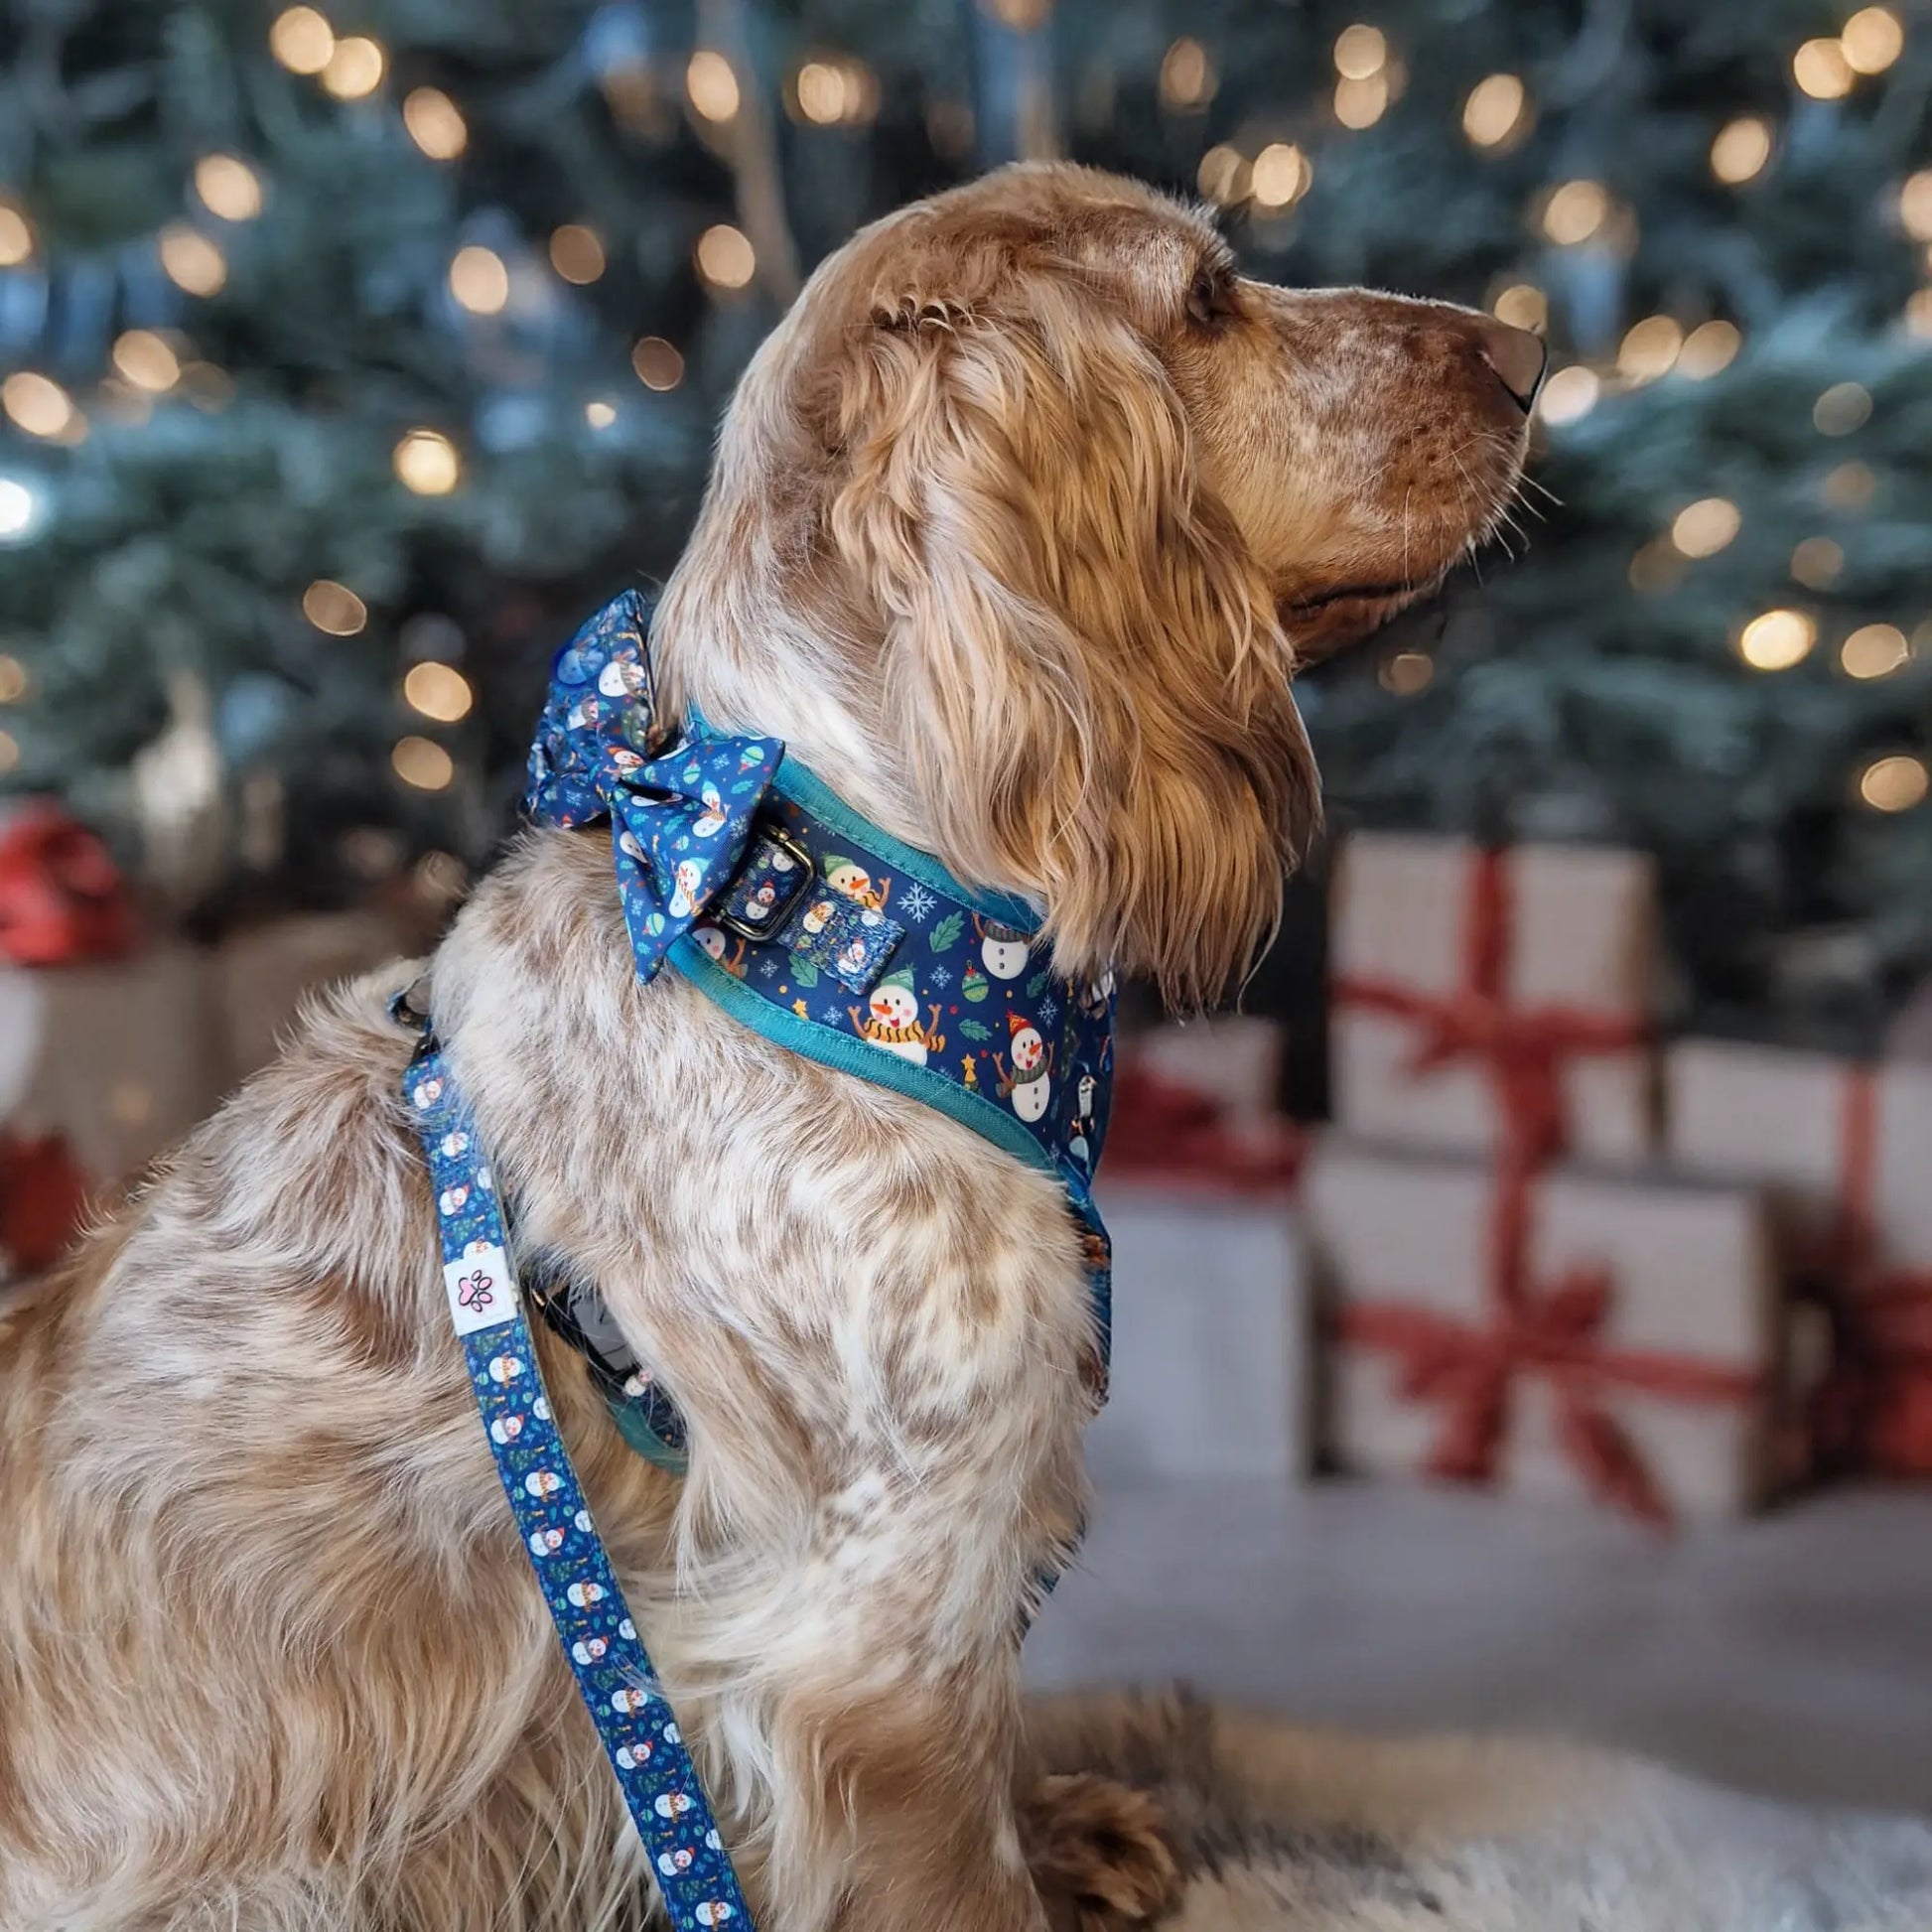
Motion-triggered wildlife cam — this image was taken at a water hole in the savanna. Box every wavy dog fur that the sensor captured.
[0,165,1531,1930]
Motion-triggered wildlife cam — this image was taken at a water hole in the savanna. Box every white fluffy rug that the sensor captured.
[1030,1690,1932,1931]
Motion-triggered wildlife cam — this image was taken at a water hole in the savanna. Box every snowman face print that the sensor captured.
[598,656,649,700]
[669,858,706,918]
[869,983,918,1029]
[977,916,1030,981]
[692,783,728,838]
[1012,1029,1044,1074]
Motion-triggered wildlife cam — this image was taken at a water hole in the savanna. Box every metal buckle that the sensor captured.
[713,822,812,940]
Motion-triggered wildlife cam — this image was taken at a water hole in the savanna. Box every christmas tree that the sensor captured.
[2,0,1930,1036]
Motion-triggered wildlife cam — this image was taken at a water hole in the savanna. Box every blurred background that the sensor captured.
[4,0,1932,1817]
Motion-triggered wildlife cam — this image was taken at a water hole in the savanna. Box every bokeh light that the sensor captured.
[1737,608,1816,671]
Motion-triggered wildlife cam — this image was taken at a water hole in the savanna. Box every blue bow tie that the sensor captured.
[524,591,783,981]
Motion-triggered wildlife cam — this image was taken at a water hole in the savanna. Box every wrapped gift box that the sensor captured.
[213,909,411,1080]
[1330,834,1658,1169]
[1306,1137,1780,1523]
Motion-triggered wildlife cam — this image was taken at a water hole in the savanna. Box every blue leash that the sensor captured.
[402,1013,753,1930]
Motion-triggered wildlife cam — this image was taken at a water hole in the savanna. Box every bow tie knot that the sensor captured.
[524,591,783,980]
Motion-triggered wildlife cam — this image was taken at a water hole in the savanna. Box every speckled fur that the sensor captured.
[0,165,1527,1930]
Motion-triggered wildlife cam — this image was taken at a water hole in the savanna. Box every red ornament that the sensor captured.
[0,802,140,966]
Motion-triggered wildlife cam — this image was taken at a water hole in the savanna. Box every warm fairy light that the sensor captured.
[631,337,684,390]
[795,61,846,124]
[303,579,367,635]
[195,154,263,220]
[1463,72,1526,148]
[984,0,1051,26]
[686,50,740,122]
[1793,37,1855,98]
[0,732,18,773]
[404,87,468,159]
[1198,145,1249,206]
[0,653,25,699]
[392,736,455,791]
[1900,172,1932,240]
[1860,754,1927,811]
[1251,143,1310,208]
[403,660,474,722]
[1670,497,1739,558]
[1334,74,1388,128]
[159,225,226,296]
[269,5,334,73]
[1542,179,1609,245]
[1711,116,1772,185]
[2,371,73,439]
[112,330,182,392]
[550,224,606,285]
[585,400,617,429]
[1160,38,1215,110]
[1677,319,1740,378]
[449,244,508,315]
[0,487,36,545]
[393,428,461,495]
[1535,364,1599,426]
[1791,536,1845,587]
[1841,7,1904,75]
[1333,24,1387,77]
[1813,381,1871,435]
[1737,608,1816,671]
[1842,622,1909,679]
[1907,288,1932,337]
[1492,283,1547,331]
[1823,460,1876,508]
[322,36,384,99]
[1617,315,1683,382]
[696,223,756,290]
[0,204,32,266]
[1378,650,1433,695]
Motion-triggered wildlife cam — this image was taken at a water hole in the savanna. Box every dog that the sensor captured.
[0,164,1537,1930]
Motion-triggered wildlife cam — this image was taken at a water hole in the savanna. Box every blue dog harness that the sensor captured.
[400,591,1117,1926]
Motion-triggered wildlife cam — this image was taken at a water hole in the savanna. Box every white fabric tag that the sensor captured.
[443,1242,518,1335]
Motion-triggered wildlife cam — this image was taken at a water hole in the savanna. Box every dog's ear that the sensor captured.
[823,271,1320,1010]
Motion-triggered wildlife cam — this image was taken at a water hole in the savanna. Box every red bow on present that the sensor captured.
[0,803,140,967]
[1104,1062,1305,1195]
[1336,847,1644,1171]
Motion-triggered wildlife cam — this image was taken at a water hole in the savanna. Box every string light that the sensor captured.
[303,579,367,635]
[269,6,335,73]
[404,87,468,159]
[696,224,756,290]
[1334,74,1389,127]
[0,204,31,266]
[1617,315,1682,382]
[393,428,461,495]
[1536,364,1598,425]
[1542,180,1609,244]
[1160,39,1215,110]
[321,36,385,99]
[686,50,740,121]
[112,330,182,392]
[1737,608,1816,671]
[0,733,18,774]
[1823,460,1876,508]
[449,244,508,315]
[631,338,684,390]
[1793,38,1854,98]
[1899,172,1932,240]
[1840,7,1904,74]
[1677,319,1740,378]
[0,485,38,545]
[1378,650,1433,695]
[1791,536,1845,587]
[1492,283,1547,331]
[1842,622,1908,678]
[0,653,25,698]
[1860,754,1927,812]
[1907,289,1932,337]
[195,155,263,220]
[392,736,455,790]
[403,661,474,722]
[585,400,618,428]
[2,371,73,439]
[550,224,606,284]
[1251,144,1311,208]
[159,225,226,296]
[1670,497,1739,557]
[1462,72,1526,148]
[1197,145,1250,206]
[1333,24,1387,77]
[1710,116,1772,185]
[1813,381,1871,435]
[791,57,879,126]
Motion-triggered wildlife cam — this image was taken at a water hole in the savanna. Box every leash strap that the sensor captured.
[402,1021,754,1930]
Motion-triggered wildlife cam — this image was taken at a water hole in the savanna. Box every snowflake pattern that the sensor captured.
[898,881,938,922]
[930,964,952,989]
[759,957,779,979]
[1037,994,1059,1029]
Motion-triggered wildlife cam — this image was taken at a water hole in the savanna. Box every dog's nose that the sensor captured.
[1476,318,1547,411]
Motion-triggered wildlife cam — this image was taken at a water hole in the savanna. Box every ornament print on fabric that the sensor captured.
[403,1030,754,1931]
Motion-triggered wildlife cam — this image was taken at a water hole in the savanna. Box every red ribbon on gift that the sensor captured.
[0,1130,90,1279]
[1337,1149,1761,1527]
[1104,1062,1305,1195]
[0,802,140,967]
[1335,847,1645,1172]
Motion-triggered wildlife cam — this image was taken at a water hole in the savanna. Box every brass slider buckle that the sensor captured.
[713,823,812,940]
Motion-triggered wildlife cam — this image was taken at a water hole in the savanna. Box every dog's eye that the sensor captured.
[1186,265,1231,329]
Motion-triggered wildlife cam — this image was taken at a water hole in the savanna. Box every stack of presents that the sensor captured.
[1095,832,1932,1525]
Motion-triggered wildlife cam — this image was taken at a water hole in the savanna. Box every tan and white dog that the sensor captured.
[0,165,1538,1930]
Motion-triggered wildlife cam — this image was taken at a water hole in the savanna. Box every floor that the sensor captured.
[1025,1473,1932,1815]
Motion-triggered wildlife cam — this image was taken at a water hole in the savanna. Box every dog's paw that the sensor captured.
[1021,1772,1180,1932]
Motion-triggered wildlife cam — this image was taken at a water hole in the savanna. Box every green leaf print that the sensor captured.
[1025,970,1049,998]
[957,1018,992,1041]
[929,910,965,953]
[791,956,819,988]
